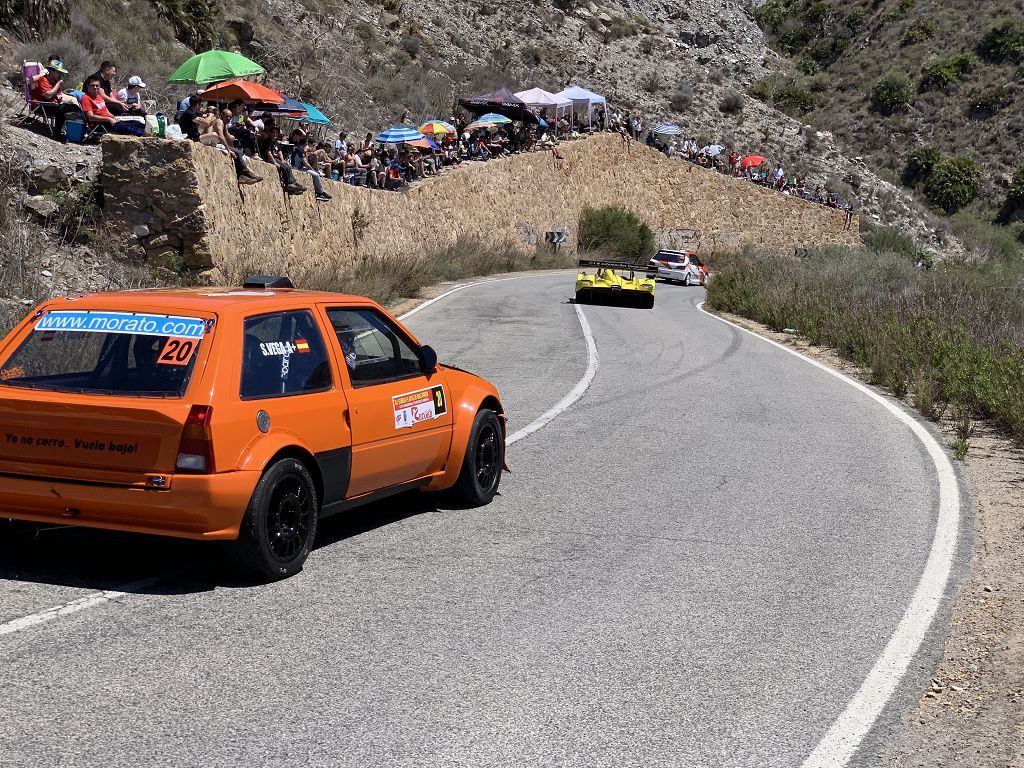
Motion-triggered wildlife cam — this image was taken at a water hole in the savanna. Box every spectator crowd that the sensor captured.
[27,54,852,212]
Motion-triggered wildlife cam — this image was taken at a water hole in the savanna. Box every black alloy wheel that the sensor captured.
[265,474,314,562]
[454,408,504,505]
[228,458,319,581]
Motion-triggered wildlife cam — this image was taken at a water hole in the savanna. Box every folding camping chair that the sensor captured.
[18,61,57,137]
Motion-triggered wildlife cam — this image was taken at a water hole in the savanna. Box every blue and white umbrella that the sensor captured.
[653,123,683,135]
[376,126,427,144]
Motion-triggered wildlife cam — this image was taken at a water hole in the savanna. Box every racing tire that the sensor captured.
[575,289,589,304]
[453,408,504,506]
[227,458,319,581]
[683,273,690,287]
[641,294,655,309]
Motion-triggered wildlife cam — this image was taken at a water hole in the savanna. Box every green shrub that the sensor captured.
[865,227,921,256]
[747,79,772,102]
[919,52,976,91]
[924,157,982,213]
[798,57,821,75]
[978,19,1024,64]
[902,145,942,186]
[870,70,914,114]
[967,85,1014,119]
[640,72,660,93]
[151,0,218,50]
[578,206,655,261]
[901,18,937,46]
[774,84,815,115]
[844,8,867,32]
[951,213,1023,260]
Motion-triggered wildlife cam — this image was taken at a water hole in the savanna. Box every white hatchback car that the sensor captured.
[649,250,709,286]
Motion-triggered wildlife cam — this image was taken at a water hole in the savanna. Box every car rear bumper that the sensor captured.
[0,471,260,540]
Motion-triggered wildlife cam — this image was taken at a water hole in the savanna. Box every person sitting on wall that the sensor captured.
[226,100,258,156]
[291,136,331,201]
[257,124,305,195]
[29,59,80,141]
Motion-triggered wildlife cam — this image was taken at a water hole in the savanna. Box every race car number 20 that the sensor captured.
[392,385,446,429]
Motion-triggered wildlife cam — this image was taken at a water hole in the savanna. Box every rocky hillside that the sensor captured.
[751,0,1024,246]
[4,0,964,249]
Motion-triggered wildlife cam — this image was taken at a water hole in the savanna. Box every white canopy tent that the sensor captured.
[554,85,607,127]
[515,88,572,134]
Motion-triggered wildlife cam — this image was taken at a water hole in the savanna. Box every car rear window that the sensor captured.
[0,310,207,397]
[655,252,685,263]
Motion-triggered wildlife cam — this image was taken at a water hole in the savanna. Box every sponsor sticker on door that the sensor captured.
[392,385,446,429]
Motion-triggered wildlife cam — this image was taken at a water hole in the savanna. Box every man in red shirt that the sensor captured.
[81,76,117,128]
[29,60,80,141]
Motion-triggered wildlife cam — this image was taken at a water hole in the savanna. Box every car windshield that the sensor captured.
[0,310,207,397]
[689,256,704,266]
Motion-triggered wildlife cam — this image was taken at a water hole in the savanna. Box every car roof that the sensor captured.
[39,287,377,317]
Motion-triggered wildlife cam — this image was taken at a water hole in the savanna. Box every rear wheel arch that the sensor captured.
[265,446,323,514]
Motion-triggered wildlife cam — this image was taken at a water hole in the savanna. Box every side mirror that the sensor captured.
[419,344,438,373]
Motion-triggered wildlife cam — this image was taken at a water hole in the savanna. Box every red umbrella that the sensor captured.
[739,154,767,169]
[198,79,284,104]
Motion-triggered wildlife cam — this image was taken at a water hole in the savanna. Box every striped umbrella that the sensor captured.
[407,136,440,149]
[653,123,682,135]
[376,126,427,143]
[475,112,512,124]
[418,120,456,135]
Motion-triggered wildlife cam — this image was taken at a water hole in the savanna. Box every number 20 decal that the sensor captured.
[158,338,197,366]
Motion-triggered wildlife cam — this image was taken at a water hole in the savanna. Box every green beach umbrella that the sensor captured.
[168,50,265,85]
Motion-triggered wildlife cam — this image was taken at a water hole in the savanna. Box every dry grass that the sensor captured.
[223,235,575,307]
[707,246,1024,442]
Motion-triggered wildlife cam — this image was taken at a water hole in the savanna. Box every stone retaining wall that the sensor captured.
[101,133,859,280]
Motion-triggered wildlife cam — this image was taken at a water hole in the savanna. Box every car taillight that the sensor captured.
[176,405,214,474]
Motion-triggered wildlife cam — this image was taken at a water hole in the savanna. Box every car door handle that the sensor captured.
[343,409,351,427]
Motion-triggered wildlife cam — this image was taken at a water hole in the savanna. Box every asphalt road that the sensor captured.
[0,272,963,767]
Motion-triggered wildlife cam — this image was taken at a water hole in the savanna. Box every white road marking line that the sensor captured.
[400,272,600,446]
[0,271,586,639]
[698,302,961,768]
[0,574,168,638]
[507,303,598,446]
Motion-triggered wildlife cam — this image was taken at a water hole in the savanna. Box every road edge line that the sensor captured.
[697,301,961,768]
[507,303,598,445]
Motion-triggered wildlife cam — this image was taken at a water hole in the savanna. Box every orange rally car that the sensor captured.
[0,276,506,579]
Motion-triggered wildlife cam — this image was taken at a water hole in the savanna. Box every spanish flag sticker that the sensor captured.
[295,338,310,353]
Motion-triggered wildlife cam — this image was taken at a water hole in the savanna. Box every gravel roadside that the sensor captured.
[715,309,1024,767]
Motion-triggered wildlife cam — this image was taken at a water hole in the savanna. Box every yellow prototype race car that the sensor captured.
[575,259,657,309]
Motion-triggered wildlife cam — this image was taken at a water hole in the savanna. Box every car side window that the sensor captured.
[240,310,332,399]
[326,308,422,387]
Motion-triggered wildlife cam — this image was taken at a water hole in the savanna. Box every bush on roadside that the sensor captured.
[870,70,914,114]
[578,206,654,261]
[705,248,1024,443]
[923,157,982,213]
[747,79,772,102]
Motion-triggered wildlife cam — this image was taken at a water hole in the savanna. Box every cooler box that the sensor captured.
[65,118,87,144]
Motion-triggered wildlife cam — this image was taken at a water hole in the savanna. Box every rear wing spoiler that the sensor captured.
[578,259,656,276]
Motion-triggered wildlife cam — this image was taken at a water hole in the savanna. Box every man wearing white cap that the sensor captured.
[116,75,147,116]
